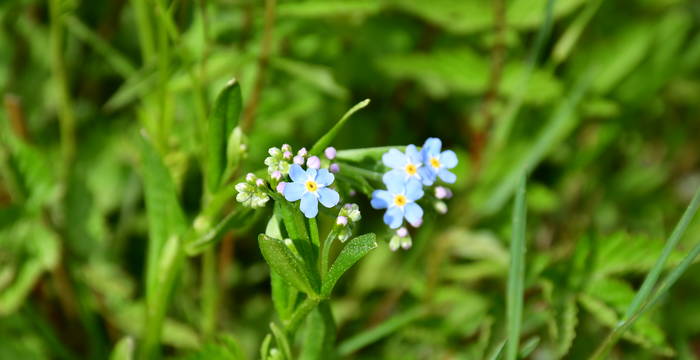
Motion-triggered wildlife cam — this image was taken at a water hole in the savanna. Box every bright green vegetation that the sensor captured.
[2,0,700,359]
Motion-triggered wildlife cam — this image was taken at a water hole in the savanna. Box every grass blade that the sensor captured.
[309,99,370,155]
[623,187,700,320]
[506,176,527,360]
[338,307,426,356]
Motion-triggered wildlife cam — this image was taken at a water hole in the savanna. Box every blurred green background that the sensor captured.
[2,0,700,358]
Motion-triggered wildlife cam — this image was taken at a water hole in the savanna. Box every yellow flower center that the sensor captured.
[393,194,407,207]
[430,157,441,169]
[305,180,318,192]
[405,163,417,176]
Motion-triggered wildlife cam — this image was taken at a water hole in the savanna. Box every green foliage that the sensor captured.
[3,0,700,358]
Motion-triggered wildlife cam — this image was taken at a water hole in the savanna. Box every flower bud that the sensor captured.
[329,163,340,173]
[336,215,348,226]
[307,156,321,169]
[271,170,282,181]
[324,147,336,160]
[293,155,304,165]
[281,144,292,153]
[256,179,265,187]
[283,151,292,160]
[276,182,286,194]
[435,201,448,214]
[246,173,256,182]
[396,227,408,238]
[435,186,453,199]
[297,147,308,157]
[268,147,281,157]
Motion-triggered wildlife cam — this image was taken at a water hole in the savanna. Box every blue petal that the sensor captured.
[419,167,435,186]
[406,144,422,164]
[382,149,407,169]
[422,137,442,157]
[382,171,406,194]
[289,164,306,183]
[383,207,404,229]
[305,167,317,180]
[438,169,457,183]
[404,203,423,225]
[300,192,319,218]
[318,188,339,208]
[371,190,392,209]
[283,182,305,201]
[316,168,334,186]
[404,179,424,201]
[440,150,458,168]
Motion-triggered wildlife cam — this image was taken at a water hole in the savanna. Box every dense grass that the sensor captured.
[2,0,700,359]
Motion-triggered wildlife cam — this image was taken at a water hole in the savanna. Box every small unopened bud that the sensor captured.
[336,215,348,226]
[276,182,286,194]
[281,144,292,152]
[256,179,265,187]
[401,238,413,250]
[297,147,308,157]
[271,171,282,181]
[396,227,408,238]
[435,201,448,214]
[329,163,340,173]
[283,151,292,160]
[293,155,304,165]
[246,173,256,182]
[307,156,321,169]
[268,147,281,157]
[324,147,336,160]
[435,186,453,199]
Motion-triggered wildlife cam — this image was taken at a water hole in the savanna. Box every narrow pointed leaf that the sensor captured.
[321,233,377,297]
[207,79,242,192]
[258,234,319,296]
[506,176,527,360]
[309,99,370,155]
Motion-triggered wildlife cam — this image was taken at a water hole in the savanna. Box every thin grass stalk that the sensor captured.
[506,176,527,360]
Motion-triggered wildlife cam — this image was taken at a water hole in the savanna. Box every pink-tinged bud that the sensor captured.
[307,156,321,169]
[336,215,348,226]
[246,173,256,182]
[396,227,408,237]
[435,186,448,199]
[255,179,265,187]
[297,147,308,157]
[293,155,304,165]
[271,171,282,180]
[343,203,353,210]
[324,147,336,160]
[276,182,287,194]
[329,163,340,173]
[283,151,292,160]
[401,239,412,250]
[281,144,291,152]
[410,217,423,228]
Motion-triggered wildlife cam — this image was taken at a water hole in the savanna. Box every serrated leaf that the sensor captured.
[207,79,242,192]
[321,233,377,297]
[258,234,319,296]
[593,232,685,278]
[557,297,578,357]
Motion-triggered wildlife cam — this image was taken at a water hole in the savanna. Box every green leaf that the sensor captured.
[338,306,426,356]
[556,296,578,357]
[270,57,348,98]
[299,302,336,360]
[207,79,242,192]
[309,99,370,155]
[277,0,383,18]
[321,233,377,297]
[266,214,297,322]
[109,337,134,360]
[258,234,319,296]
[506,176,527,360]
[180,336,246,360]
[139,135,187,301]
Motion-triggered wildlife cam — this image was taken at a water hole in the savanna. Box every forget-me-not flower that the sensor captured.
[382,145,433,186]
[371,173,424,228]
[283,164,340,218]
[421,138,458,184]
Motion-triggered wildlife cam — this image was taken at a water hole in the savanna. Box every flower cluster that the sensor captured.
[235,173,270,208]
[371,138,457,249]
[237,143,343,218]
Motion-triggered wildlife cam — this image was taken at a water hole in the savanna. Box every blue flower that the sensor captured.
[382,145,433,186]
[421,138,458,184]
[371,173,424,229]
[283,164,340,218]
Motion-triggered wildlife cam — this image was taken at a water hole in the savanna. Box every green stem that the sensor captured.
[49,0,76,179]
[506,176,527,360]
[336,162,383,182]
[308,217,320,246]
[285,297,320,334]
[201,248,218,339]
